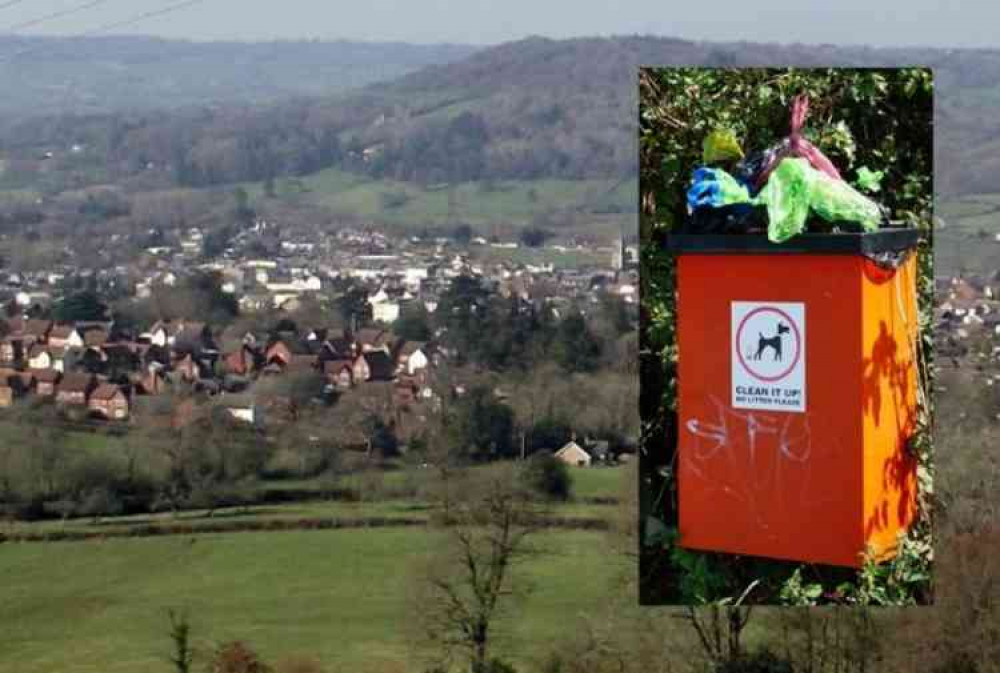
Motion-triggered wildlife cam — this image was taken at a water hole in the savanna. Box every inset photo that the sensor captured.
[639,68,934,605]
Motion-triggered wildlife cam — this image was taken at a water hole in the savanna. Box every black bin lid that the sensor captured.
[663,228,921,256]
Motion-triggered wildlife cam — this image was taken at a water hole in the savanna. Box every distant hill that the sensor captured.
[2,35,1000,200]
[0,35,479,116]
[358,35,1000,197]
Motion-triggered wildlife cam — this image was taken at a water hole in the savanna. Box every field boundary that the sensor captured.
[0,515,611,544]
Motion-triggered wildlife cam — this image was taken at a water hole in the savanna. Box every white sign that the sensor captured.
[731,301,806,412]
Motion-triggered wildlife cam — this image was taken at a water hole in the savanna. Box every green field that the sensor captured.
[0,527,625,673]
[247,168,635,239]
[0,460,627,671]
[936,194,1000,275]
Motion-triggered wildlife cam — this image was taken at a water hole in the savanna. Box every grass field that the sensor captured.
[0,527,625,673]
[246,168,635,240]
[0,461,627,670]
[936,194,1000,275]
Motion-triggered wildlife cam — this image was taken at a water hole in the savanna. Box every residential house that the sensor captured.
[264,338,295,368]
[353,351,396,383]
[56,373,97,405]
[47,324,83,349]
[89,384,129,420]
[324,359,354,389]
[239,294,270,313]
[132,366,168,396]
[0,337,23,364]
[353,328,394,355]
[27,343,54,370]
[147,320,186,347]
[224,345,259,376]
[371,299,400,325]
[397,342,430,376]
[31,369,61,397]
[172,353,201,383]
[554,440,592,467]
[20,319,53,343]
[219,395,256,424]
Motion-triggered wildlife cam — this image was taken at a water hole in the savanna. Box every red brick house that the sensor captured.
[264,339,293,368]
[132,366,167,395]
[324,359,354,389]
[224,345,258,376]
[172,353,201,383]
[20,319,53,343]
[88,383,129,420]
[0,337,25,364]
[56,373,98,405]
[47,324,83,349]
[31,368,61,397]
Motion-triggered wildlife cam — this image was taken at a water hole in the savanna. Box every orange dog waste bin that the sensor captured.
[666,230,922,568]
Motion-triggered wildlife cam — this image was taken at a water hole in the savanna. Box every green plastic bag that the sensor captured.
[755,158,882,243]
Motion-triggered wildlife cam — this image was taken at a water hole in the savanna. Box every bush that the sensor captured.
[208,641,272,673]
[520,453,572,501]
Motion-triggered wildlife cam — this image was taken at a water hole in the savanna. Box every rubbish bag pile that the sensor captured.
[685,95,887,243]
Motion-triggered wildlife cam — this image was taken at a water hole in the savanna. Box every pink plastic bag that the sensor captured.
[754,95,842,191]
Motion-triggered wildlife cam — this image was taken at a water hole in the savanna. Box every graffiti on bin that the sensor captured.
[683,395,840,536]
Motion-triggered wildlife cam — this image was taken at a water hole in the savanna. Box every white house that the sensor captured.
[222,396,256,424]
[372,299,401,324]
[271,292,301,309]
[404,346,429,376]
[554,441,592,467]
[28,347,52,370]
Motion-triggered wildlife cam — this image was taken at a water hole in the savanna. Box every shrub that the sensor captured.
[208,641,272,673]
[520,452,572,501]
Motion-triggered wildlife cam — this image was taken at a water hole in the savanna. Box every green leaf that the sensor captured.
[856,166,885,193]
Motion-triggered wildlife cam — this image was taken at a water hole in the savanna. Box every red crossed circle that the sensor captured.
[735,306,801,382]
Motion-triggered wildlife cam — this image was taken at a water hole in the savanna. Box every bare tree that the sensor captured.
[166,609,195,673]
[413,465,544,673]
[680,604,755,668]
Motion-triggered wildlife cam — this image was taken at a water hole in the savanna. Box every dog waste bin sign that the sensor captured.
[732,301,805,412]
[664,230,922,568]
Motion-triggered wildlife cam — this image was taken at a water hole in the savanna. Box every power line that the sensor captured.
[0,0,31,12]
[0,0,209,64]
[80,0,206,37]
[4,0,112,33]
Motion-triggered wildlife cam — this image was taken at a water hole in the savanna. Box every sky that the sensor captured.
[0,0,994,49]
